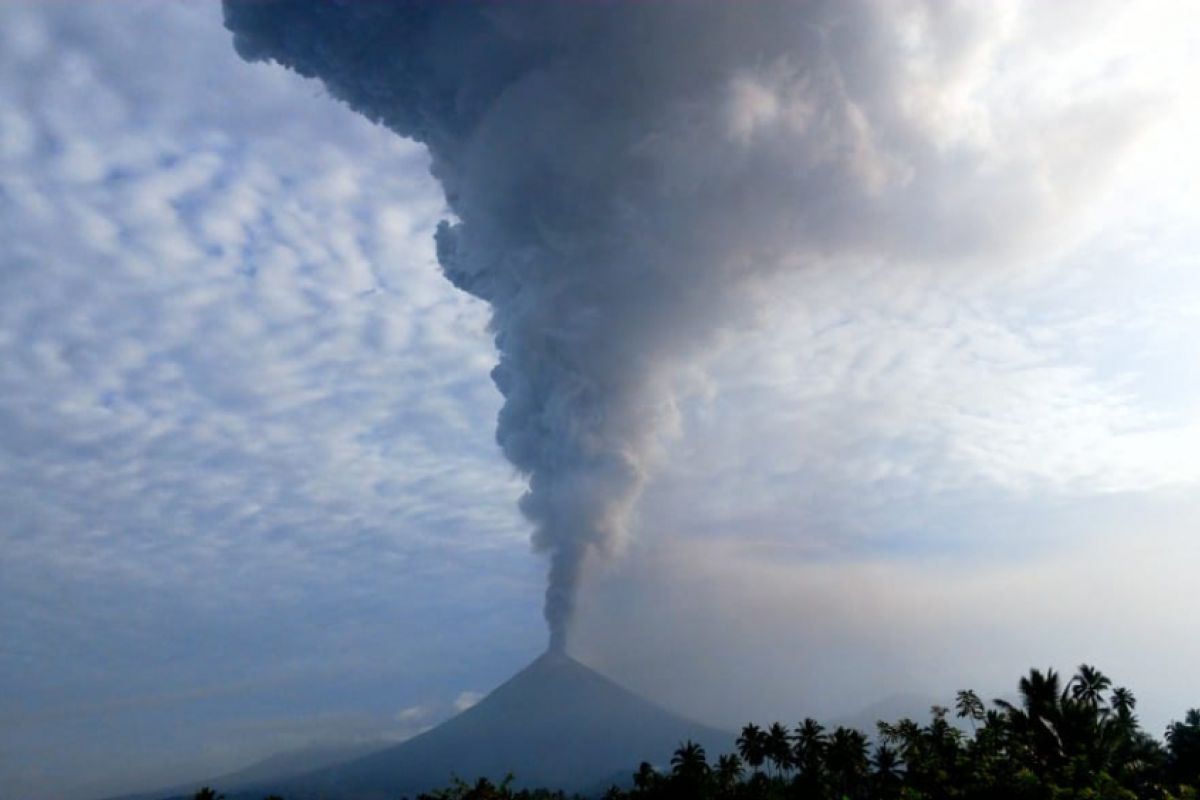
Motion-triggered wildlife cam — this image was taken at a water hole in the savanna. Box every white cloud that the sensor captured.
[453,690,484,713]
[395,705,431,724]
[0,2,528,594]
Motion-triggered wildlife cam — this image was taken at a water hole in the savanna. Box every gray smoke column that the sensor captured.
[223,1,1145,652]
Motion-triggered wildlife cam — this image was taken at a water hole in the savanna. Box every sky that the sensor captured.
[1,2,1199,799]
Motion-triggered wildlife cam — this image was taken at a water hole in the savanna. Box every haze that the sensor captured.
[1,3,1198,799]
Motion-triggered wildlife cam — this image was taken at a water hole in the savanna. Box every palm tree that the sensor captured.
[871,744,903,799]
[793,717,827,781]
[956,689,985,731]
[927,704,964,765]
[765,721,793,776]
[632,761,660,792]
[1069,664,1112,710]
[1104,685,1140,768]
[880,718,923,763]
[1111,686,1136,725]
[714,753,744,794]
[995,667,1066,772]
[737,723,767,775]
[1024,667,1063,720]
[670,739,709,782]
[1166,708,1200,788]
[826,726,869,799]
[994,668,1060,728]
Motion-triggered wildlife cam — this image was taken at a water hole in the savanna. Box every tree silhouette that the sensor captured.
[736,723,766,775]
[871,744,903,800]
[632,761,660,793]
[1167,709,1200,789]
[793,717,826,771]
[826,726,869,799]
[714,753,743,794]
[995,667,1067,772]
[670,740,709,782]
[1070,663,1112,710]
[956,688,985,730]
[765,722,792,777]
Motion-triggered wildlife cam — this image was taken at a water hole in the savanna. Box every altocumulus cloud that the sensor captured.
[0,3,540,798]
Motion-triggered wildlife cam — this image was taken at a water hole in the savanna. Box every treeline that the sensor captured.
[614,668,1198,800]
[193,664,1200,800]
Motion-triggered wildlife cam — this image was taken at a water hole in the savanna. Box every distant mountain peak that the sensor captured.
[527,647,582,669]
[509,649,622,686]
[214,652,733,800]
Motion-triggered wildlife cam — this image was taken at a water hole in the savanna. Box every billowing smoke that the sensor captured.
[223,1,1147,652]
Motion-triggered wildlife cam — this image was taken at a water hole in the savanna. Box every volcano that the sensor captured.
[214,652,732,800]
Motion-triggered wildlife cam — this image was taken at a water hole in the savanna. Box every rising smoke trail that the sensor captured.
[224,1,1150,652]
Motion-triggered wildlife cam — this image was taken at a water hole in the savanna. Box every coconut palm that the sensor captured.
[927,705,964,765]
[1166,709,1200,788]
[714,753,744,794]
[880,718,923,763]
[737,723,767,775]
[1070,663,1112,710]
[871,743,903,799]
[995,667,1065,760]
[826,726,870,799]
[1111,686,1136,725]
[793,717,827,781]
[632,761,660,792]
[993,671,1060,734]
[765,721,793,776]
[1020,667,1064,721]
[671,739,709,783]
[956,689,985,730]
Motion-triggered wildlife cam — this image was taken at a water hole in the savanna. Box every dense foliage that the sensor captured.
[194,665,1199,800]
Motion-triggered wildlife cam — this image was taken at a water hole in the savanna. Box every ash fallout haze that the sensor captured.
[1,1,1199,798]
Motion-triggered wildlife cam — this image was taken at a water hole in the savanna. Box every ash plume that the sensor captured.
[223,1,1147,652]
